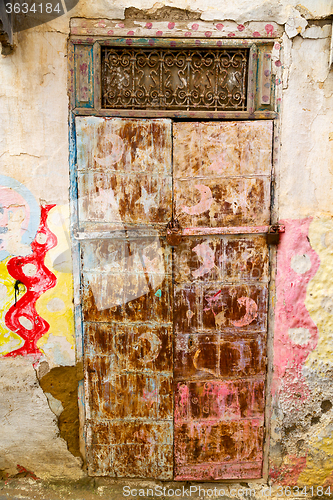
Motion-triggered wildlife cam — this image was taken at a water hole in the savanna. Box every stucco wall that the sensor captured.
[0,0,333,490]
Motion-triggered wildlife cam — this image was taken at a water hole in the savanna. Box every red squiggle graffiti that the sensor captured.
[5,205,57,357]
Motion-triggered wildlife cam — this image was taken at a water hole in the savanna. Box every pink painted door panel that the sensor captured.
[173,121,272,480]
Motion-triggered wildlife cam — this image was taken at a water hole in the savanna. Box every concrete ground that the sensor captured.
[0,478,329,500]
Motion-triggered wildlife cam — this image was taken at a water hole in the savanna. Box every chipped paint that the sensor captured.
[271,219,320,391]
[268,218,333,486]
[297,218,333,485]
[0,357,83,479]
[0,175,40,261]
[39,365,82,458]
[70,17,284,39]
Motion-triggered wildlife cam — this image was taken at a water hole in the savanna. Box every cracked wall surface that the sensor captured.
[0,357,83,479]
[0,0,333,488]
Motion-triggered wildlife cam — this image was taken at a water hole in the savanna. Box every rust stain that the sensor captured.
[82,272,172,324]
[173,238,269,479]
[174,419,264,479]
[174,235,269,283]
[84,323,172,373]
[76,118,172,228]
[174,281,268,333]
[175,333,266,380]
[175,379,265,421]
[173,121,272,178]
[175,176,270,228]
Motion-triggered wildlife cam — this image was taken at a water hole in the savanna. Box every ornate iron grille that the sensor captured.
[101,47,249,111]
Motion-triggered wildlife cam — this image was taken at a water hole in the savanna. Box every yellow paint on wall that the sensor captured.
[0,258,24,355]
[306,218,333,372]
[298,217,333,485]
[36,205,75,361]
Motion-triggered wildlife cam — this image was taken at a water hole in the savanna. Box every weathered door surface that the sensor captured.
[172,122,271,480]
[76,117,174,479]
[75,117,272,480]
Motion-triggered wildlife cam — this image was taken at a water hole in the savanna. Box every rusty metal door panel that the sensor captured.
[201,283,268,332]
[174,177,270,228]
[175,380,265,420]
[174,333,267,380]
[174,420,263,480]
[85,366,172,420]
[173,121,272,481]
[81,237,172,275]
[84,323,173,374]
[173,235,269,283]
[82,239,174,478]
[80,236,172,325]
[76,117,172,175]
[76,117,172,229]
[76,117,174,479]
[87,422,173,478]
[78,172,172,226]
[174,282,268,333]
[81,271,172,324]
[173,121,272,179]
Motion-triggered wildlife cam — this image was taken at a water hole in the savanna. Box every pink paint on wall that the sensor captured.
[270,456,307,486]
[272,219,320,394]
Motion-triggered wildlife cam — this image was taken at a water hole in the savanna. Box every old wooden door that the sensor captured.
[75,117,272,481]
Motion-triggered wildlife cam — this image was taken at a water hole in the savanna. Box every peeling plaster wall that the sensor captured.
[0,357,83,479]
[0,31,69,204]
[0,0,333,487]
[279,31,333,219]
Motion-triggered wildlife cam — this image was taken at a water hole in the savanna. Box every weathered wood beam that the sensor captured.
[0,3,13,55]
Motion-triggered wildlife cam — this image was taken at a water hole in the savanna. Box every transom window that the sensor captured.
[101,47,249,111]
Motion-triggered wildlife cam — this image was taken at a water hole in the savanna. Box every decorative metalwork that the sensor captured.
[102,47,248,111]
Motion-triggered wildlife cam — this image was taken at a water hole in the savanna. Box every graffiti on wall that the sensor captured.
[5,204,57,357]
[0,175,75,364]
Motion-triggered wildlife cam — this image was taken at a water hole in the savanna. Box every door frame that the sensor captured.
[68,22,282,480]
